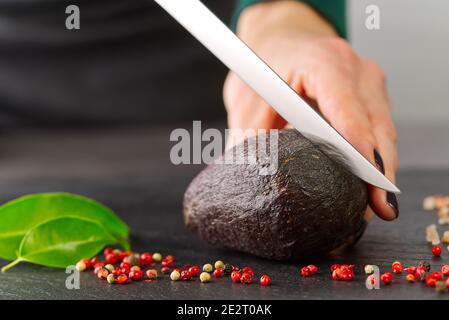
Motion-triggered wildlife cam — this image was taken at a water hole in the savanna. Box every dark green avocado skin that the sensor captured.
[183,129,368,260]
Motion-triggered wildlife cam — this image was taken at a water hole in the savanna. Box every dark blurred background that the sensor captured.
[0,0,234,128]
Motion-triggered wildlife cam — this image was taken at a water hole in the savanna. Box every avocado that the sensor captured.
[183,129,368,260]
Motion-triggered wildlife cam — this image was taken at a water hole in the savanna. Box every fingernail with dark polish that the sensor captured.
[374,149,385,174]
[387,192,399,218]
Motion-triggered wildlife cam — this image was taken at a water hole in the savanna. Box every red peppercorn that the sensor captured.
[307,265,318,275]
[414,267,426,281]
[105,253,119,264]
[90,256,98,266]
[161,266,171,274]
[188,266,201,277]
[103,247,113,256]
[300,266,312,277]
[430,272,443,281]
[406,274,416,283]
[116,274,128,284]
[432,245,442,257]
[118,251,131,261]
[97,268,109,280]
[180,270,192,281]
[165,255,174,262]
[331,269,340,281]
[391,261,402,274]
[441,265,449,276]
[260,275,270,286]
[139,252,153,266]
[341,270,354,281]
[330,264,341,272]
[231,271,241,283]
[94,264,105,275]
[404,266,416,274]
[425,275,437,287]
[242,267,254,277]
[162,258,173,268]
[120,261,131,269]
[129,269,143,281]
[213,268,223,278]
[380,272,393,285]
[240,272,253,284]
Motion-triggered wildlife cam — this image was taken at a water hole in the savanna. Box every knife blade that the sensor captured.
[155,0,400,193]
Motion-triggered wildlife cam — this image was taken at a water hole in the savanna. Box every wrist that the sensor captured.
[237,1,338,48]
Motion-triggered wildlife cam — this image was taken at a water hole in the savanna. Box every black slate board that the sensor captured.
[0,169,448,300]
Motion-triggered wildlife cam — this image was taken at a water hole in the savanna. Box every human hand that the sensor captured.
[224,1,398,221]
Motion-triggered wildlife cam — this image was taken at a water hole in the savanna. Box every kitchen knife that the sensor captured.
[155,0,400,193]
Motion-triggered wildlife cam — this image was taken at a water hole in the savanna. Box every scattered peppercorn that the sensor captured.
[161,266,171,274]
[425,275,437,287]
[104,264,115,273]
[242,267,254,276]
[364,264,375,274]
[240,272,253,284]
[223,264,233,275]
[188,266,201,277]
[124,254,139,266]
[180,270,192,281]
[162,258,173,268]
[170,270,181,281]
[152,253,162,263]
[430,272,443,281]
[432,245,442,257]
[103,247,113,256]
[214,260,225,270]
[203,264,213,273]
[97,268,109,280]
[330,264,341,272]
[435,281,447,293]
[406,274,416,283]
[441,265,449,276]
[129,269,143,281]
[260,275,271,286]
[105,253,119,264]
[116,274,128,284]
[200,272,211,283]
[391,261,402,274]
[419,261,431,272]
[404,266,416,274]
[139,252,153,266]
[213,268,223,278]
[76,259,88,272]
[331,264,355,281]
[131,265,141,271]
[231,271,241,283]
[380,272,393,285]
[300,266,312,277]
[107,273,115,284]
[415,266,427,281]
[146,269,158,280]
[307,265,318,275]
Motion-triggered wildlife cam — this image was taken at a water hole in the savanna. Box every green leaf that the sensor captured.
[2,217,118,271]
[0,192,129,260]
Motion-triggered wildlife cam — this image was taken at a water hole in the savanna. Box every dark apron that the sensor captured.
[0,0,234,127]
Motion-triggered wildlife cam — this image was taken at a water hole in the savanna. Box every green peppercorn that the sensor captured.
[75,260,87,272]
[125,254,140,266]
[107,273,115,284]
[419,261,431,272]
[130,265,141,271]
[435,281,447,293]
[203,264,213,273]
[200,272,211,283]
[170,270,181,281]
[104,264,115,272]
[214,260,225,270]
[153,253,162,263]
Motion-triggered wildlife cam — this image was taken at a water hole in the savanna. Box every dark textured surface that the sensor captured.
[0,128,448,300]
[184,130,367,260]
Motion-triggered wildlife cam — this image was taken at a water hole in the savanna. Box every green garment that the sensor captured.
[231,0,346,38]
